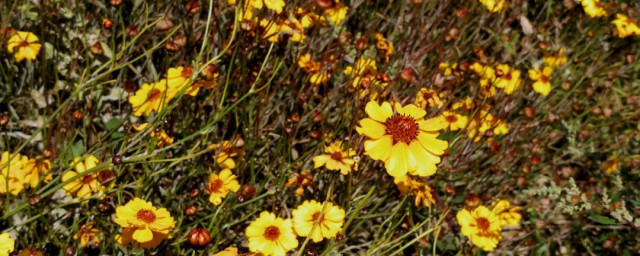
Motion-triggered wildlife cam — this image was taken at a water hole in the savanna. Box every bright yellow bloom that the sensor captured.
[6,31,41,62]
[292,200,345,243]
[22,157,51,188]
[344,58,388,95]
[298,54,330,85]
[128,80,172,116]
[114,198,176,244]
[0,232,15,256]
[434,111,468,131]
[286,170,313,196]
[260,17,306,43]
[312,141,356,175]
[394,175,435,208]
[479,0,506,13]
[456,206,503,252]
[467,111,509,142]
[470,62,496,81]
[166,66,200,98]
[414,88,443,109]
[580,0,607,18]
[493,64,521,95]
[356,101,448,178]
[212,247,239,256]
[246,211,299,256]
[115,227,170,248]
[249,0,285,14]
[438,62,458,76]
[452,97,475,111]
[74,222,102,248]
[209,140,242,169]
[62,155,106,200]
[206,169,241,205]
[491,200,522,227]
[132,123,174,148]
[528,66,553,96]
[602,155,618,174]
[374,33,394,62]
[322,2,348,25]
[611,14,640,38]
[0,151,28,195]
[543,48,568,67]
[296,8,322,28]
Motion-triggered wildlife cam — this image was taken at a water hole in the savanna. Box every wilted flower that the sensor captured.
[394,175,435,208]
[132,123,174,148]
[209,140,243,169]
[543,48,568,67]
[374,33,394,62]
[414,88,443,109]
[491,200,522,227]
[260,16,306,43]
[286,170,314,196]
[602,155,618,174]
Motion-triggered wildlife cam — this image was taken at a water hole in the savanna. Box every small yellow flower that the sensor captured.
[322,2,348,25]
[22,157,52,188]
[250,0,286,14]
[166,66,200,98]
[212,247,239,256]
[209,140,242,169]
[62,155,106,200]
[456,205,503,252]
[312,141,356,175]
[602,155,618,174]
[438,62,459,76]
[356,101,448,178]
[374,33,394,62]
[543,48,568,68]
[345,58,388,97]
[435,111,468,131]
[479,0,506,13]
[298,54,330,85]
[394,175,435,208]
[260,17,306,43]
[74,222,102,248]
[128,80,172,117]
[132,123,174,148]
[493,64,521,95]
[246,211,299,256]
[296,8,322,28]
[451,97,475,111]
[6,31,41,62]
[0,232,15,256]
[114,198,176,245]
[286,170,314,196]
[292,200,345,243]
[580,0,607,18]
[414,88,443,109]
[0,151,28,195]
[491,200,522,227]
[611,14,640,38]
[467,111,509,142]
[205,169,241,206]
[528,66,553,96]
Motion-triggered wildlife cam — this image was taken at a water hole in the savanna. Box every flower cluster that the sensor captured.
[0,151,51,196]
[456,200,522,251]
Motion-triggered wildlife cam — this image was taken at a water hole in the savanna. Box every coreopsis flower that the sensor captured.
[356,101,448,178]
[128,80,172,116]
[298,54,330,85]
[296,8,322,28]
[470,63,498,96]
[493,64,521,95]
[312,141,356,175]
[543,48,568,68]
[250,0,285,14]
[579,0,607,18]
[434,111,468,131]
[62,155,106,200]
[491,200,522,227]
[114,198,176,245]
[467,111,509,142]
[212,247,239,256]
[286,170,313,196]
[322,1,348,25]
[611,14,640,38]
[528,66,553,96]
[414,88,443,109]
[438,62,459,76]
[166,66,200,98]
[344,58,388,97]
[22,157,51,188]
[6,31,41,62]
[116,227,170,248]
[0,232,15,256]
[74,222,102,248]
[0,151,28,195]
[246,211,299,255]
[374,33,394,62]
[456,205,503,252]
[205,169,240,205]
[292,200,345,242]
[394,175,435,208]
[602,155,618,174]
[132,123,174,148]
[451,97,475,111]
[260,16,306,43]
[479,0,506,13]
[209,140,243,169]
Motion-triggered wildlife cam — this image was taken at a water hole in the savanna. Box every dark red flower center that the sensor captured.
[209,179,224,193]
[476,217,490,230]
[264,226,280,241]
[384,114,419,144]
[137,210,156,223]
[444,114,458,123]
[330,152,343,162]
[148,89,163,101]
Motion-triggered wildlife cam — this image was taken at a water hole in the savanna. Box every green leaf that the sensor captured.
[104,118,124,132]
[70,140,85,158]
[588,214,618,225]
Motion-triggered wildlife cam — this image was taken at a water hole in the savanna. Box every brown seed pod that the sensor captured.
[188,188,200,198]
[464,193,481,209]
[28,195,40,205]
[109,0,123,7]
[73,109,84,121]
[185,0,201,16]
[187,228,211,248]
[90,42,103,55]
[102,18,113,30]
[0,114,8,127]
[185,205,197,216]
[399,68,414,83]
[315,0,334,9]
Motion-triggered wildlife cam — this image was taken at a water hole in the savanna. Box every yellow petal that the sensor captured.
[363,135,392,161]
[417,132,448,155]
[132,227,154,243]
[356,118,386,139]
[365,101,392,122]
[385,143,409,177]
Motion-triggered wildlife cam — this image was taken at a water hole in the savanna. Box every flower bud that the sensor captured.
[187,228,211,248]
[156,16,175,31]
[185,0,202,17]
[185,205,197,216]
[90,42,103,55]
[73,109,84,121]
[464,193,481,209]
[102,18,113,30]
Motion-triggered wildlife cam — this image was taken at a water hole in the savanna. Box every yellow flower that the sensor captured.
[470,62,495,81]
[493,64,521,95]
[128,80,172,116]
[260,17,306,43]
[296,8,322,28]
[246,211,299,256]
[322,2,348,25]
[467,111,509,142]
[435,111,468,131]
[0,232,15,256]
[611,14,640,38]
[356,101,448,178]
[286,170,313,196]
[249,0,285,14]
[491,200,522,227]
[528,66,553,96]
[166,66,200,98]
[212,247,239,256]
[206,169,241,205]
[451,97,475,111]
[0,151,28,195]
[132,123,174,148]
[115,227,170,249]
[374,33,394,62]
[344,58,388,96]
[438,62,458,76]
[292,200,345,243]
[62,155,106,200]
[312,141,356,175]
[6,31,41,62]
[74,222,102,248]
[414,88,443,109]
[602,155,618,174]
[456,205,503,252]
[298,54,330,85]
[394,175,435,208]
[580,0,607,18]
[114,198,175,244]
[22,157,51,188]
[479,0,506,13]
[209,140,242,169]
[543,48,568,68]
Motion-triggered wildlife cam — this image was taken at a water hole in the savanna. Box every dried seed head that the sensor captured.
[90,42,103,55]
[156,16,175,31]
[44,149,53,158]
[315,0,335,9]
[73,109,84,121]
[28,195,40,205]
[165,41,180,51]
[400,68,414,83]
[188,188,200,198]
[355,38,368,51]
[464,193,481,209]
[173,33,187,47]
